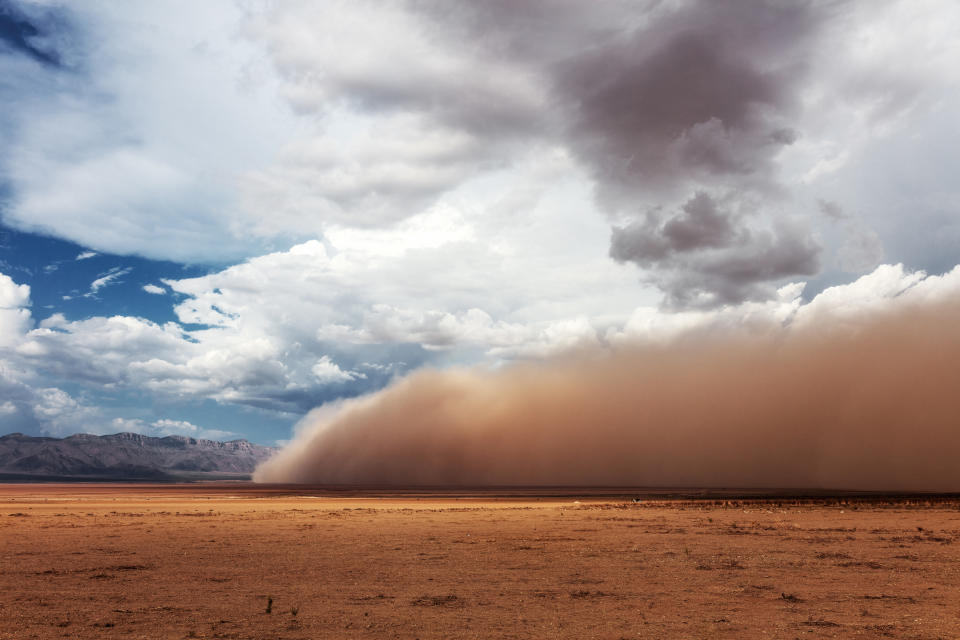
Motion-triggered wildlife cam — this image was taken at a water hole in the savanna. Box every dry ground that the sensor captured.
[2,484,960,639]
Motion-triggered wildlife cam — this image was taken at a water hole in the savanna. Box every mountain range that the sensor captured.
[0,432,278,481]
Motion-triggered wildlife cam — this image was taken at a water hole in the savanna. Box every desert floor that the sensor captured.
[2,484,960,639]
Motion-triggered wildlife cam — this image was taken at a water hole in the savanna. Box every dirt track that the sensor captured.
[2,484,960,638]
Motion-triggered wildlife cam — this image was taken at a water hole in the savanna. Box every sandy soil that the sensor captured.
[2,484,960,639]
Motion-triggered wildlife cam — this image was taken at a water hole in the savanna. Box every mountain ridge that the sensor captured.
[0,432,278,481]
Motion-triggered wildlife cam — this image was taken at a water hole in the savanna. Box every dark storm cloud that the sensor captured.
[558,27,788,200]
[0,0,62,67]
[417,0,834,306]
[610,192,738,261]
[254,1,846,305]
[549,0,834,306]
[419,0,822,198]
[265,1,553,138]
[818,199,848,220]
[412,0,648,63]
[610,193,820,307]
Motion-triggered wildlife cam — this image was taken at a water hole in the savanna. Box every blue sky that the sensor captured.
[0,223,211,325]
[1,0,959,446]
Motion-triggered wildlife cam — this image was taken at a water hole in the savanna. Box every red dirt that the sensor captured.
[2,483,960,638]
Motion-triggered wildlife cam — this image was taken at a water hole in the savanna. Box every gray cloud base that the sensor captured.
[250,0,837,306]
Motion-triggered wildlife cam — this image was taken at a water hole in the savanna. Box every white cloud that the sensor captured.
[0,273,32,349]
[16,314,191,385]
[116,418,232,441]
[87,267,132,296]
[608,263,960,347]
[238,0,960,305]
[75,251,97,261]
[142,284,166,295]
[0,273,30,308]
[166,153,648,350]
[108,417,146,433]
[610,282,805,346]
[793,263,960,329]
[311,356,365,384]
[30,389,102,436]
[0,373,105,437]
[316,306,525,351]
[0,0,957,302]
[4,259,960,425]
[0,1,300,262]
[33,388,83,419]
[110,417,236,442]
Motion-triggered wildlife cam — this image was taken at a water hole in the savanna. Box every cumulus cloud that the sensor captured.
[316,306,527,351]
[0,271,29,307]
[1,248,414,414]
[111,417,236,442]
[0,272,31,348]
[142,284,165,295]
[311,356,365,384]
[20,314,189,387]
[0,277,237,439]
[0,1,299,262]
[162,188,643,373]
[240,113,507,230]
[542,0,831,304]
[239,0,544,224]
[31,387,97,428]
[1,0,958,307]
[554,2,816,200]
[0,361,105,437]
[239,0,954,307]
[256,264,960,491]
[609,192,820,306]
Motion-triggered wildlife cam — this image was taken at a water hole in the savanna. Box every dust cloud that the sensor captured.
[256,297,960,491]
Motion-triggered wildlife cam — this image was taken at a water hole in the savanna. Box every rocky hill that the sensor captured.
[0,432,278,481]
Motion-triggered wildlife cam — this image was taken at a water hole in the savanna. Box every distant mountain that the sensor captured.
[0,432,278,481]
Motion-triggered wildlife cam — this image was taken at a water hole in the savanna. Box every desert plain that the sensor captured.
[2,484,960,639]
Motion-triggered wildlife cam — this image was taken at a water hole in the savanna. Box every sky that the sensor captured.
[0,0,958,448]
